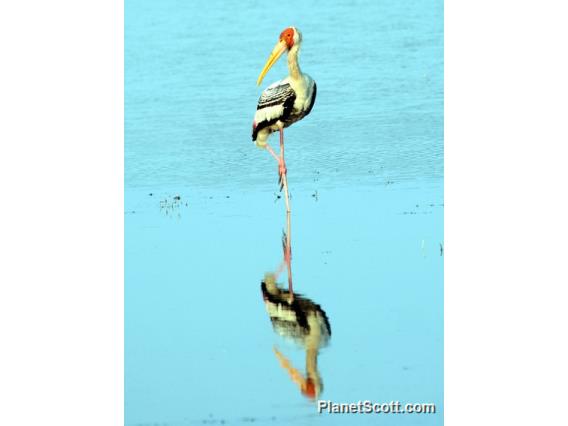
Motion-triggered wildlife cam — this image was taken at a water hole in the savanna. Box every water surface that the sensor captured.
[126,0,443,424]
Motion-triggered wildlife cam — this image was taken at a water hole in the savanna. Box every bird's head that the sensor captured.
[257,27,302,86]
[279,26,302,49]
[301,378,317,399]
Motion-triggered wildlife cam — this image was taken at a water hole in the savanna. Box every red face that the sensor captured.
[279,28,295,49]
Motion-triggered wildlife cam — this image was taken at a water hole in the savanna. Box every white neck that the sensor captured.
[287,44,302,81]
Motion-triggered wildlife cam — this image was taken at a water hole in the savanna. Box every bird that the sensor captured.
[261,273,331,399]
[252,27,317,212]
[258,217,331,399]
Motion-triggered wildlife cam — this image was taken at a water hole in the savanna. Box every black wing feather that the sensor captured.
[304,82,317,116]
[257,83,296,110]
[252,83,296,141]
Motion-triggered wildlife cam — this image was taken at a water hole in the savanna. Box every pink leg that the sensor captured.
[284,212,293,300]
[274,244,293,301]
[264,130,291,213]
[279,128,291,213]
[273,253,293,301]
[274,213,293,302]
[265,144,280,162]
[266,142,286,189]
[285,241,293,299]
[279,128,287,186]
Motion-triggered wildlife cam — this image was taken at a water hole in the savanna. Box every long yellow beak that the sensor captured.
[257,40,287,86]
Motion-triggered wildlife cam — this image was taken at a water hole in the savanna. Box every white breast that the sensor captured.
[290,74,314,112]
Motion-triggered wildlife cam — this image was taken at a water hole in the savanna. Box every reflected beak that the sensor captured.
[257,40,287,86]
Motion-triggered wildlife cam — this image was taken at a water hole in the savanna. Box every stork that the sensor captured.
[261,273,331,399]
[252,27,317,212]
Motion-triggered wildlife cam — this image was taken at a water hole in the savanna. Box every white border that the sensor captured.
[0,1,123,425]
[1,0,567,425]
[446,0,568,424]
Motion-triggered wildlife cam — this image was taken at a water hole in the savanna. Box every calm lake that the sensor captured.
[125,0,443,424]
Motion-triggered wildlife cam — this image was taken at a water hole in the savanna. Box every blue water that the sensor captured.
[125,0,443,424]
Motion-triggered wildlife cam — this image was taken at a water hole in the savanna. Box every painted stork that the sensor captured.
[261,273,331,399]
[259,214,330,399]
[252,27,317,212]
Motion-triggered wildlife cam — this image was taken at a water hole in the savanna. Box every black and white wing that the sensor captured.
[252,81,296,141]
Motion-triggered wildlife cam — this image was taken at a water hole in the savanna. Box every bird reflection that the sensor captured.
[261,213,331,400]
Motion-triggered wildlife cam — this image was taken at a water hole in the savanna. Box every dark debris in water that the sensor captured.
[313,169,320,182]
[159,195,189,219]
[401,200,444,216]
[130,412,318,426]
